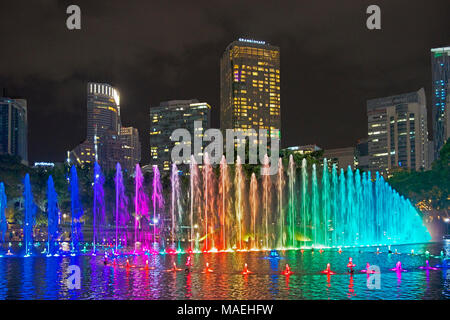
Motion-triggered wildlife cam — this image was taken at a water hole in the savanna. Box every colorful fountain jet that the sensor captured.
[0,182,7,245]
[46,176,59,256]
[23,174,36,257]
[70,166,83,254]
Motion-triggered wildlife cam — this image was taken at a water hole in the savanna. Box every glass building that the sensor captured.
[367,88,430,177]
[431,47,450,159]
[0,97,28,164]
[70,82,141,172]
[220,39,281,148]
[150,99,211,172]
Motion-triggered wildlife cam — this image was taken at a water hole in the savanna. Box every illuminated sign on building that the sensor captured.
[238,38,266,45]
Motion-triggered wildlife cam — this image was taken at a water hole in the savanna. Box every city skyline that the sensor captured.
[0,1,449,164]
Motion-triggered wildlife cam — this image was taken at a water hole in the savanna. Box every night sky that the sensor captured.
[0,0,449,164]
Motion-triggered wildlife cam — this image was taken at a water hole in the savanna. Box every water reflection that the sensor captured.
[0,242,447,299]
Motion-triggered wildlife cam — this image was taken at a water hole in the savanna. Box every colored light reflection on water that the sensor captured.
[0,242,447,300]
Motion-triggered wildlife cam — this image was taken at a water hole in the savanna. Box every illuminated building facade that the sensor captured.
[0,97,28,164]
[367,88,430,176]
[323,147,356,170]
[431,47,450,159]
[70,82,141,172]
[282,144,322,156]
[120,126,141,173]
[220,39,281,148]
[150,99,210,172]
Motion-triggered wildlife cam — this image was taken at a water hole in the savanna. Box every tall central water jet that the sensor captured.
[277,157,286,248]
[262,155,272,249]
[115,163,129,252]
[219,156,230,250]
[92,162,106,253]
[189,156,201,251]
[301,158,309,247]
[151,165,164,247]
[249,173,258,249]
[234,156,245,249]
[203,153,215,251]
[170,163,182,249]
[287,155,296,248]
[23,174,36,256]
[0,182,7,244]
[47,176,59,256]
[321,159,330,247]
[134,164,149,251]
[70,166,83,253]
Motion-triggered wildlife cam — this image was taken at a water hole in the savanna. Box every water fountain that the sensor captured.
[70,165,83,253]
[6,154,432,257]
[234,156,245,250]
[249,173,258,249]
[151,165,164,249]
[0,182,7,245]
[189,156,202,251]
[219,156,231,250]
[134,164,149,252]
[92,162,106,253]
[46,176,59,256]
[170,163,182,251]
[115,163,129,252]
[23,174,36,257]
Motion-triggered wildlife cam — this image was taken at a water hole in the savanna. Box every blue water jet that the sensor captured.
[70,166,83,253]
[93,162,106,253]
[23,174,36,257]
[0,182,7,245]
[47,176,59,256]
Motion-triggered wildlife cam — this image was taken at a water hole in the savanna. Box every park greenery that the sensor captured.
[387,138,449,214]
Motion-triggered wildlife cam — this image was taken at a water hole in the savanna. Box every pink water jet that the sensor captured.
[361,263,377,274]
[419,260,438,270]
[390,261,407,272]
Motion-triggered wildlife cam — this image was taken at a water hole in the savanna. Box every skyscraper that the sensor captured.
[70,82,141,171]
[120,126,141,173]
[220,38,281,147]
[86,82,121,143]
[150,99,211,172]
[431,46,450,159]
[367,88,430,176]
[0,97,28,164]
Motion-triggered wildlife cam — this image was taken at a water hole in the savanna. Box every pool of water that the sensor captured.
[0,242,448,300]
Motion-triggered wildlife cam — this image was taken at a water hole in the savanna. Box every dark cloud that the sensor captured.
[0,0,449,163]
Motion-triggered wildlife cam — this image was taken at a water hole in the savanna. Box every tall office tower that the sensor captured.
[71,83,120,168]
[220,38,281,148]
[431,47,450,159]
[150,99,211,172]
[87,82,121,142]
[120,126,141,173]
[0,97,28,164]
[367,88,430,177]
[70,82,140,172]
